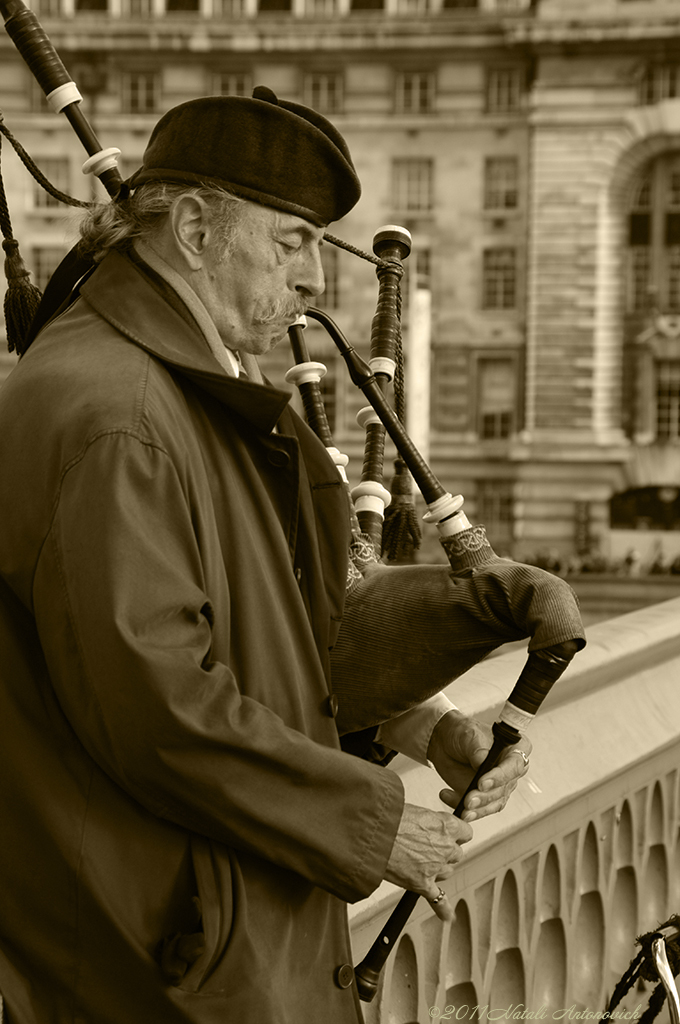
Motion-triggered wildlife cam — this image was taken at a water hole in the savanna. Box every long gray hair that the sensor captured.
[77,181,246,264]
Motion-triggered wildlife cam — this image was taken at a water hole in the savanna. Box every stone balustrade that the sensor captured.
[350,596,680,1022]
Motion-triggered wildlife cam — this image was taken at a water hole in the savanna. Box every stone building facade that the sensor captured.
[1,0,679,565]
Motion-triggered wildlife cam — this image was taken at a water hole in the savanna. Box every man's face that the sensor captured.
[200,203,326,356]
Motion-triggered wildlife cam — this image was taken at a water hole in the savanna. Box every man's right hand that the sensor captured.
[383,803,473,921]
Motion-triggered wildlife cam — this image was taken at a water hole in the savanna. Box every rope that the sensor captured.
[0,115,89,209]
[607,914,680,1023]
[324,231,380,266]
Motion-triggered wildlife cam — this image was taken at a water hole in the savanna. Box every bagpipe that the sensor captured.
[0,0,585,1002]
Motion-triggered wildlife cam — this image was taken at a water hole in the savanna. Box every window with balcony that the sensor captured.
[37,0,61,14]
[477,479,514,547]
[484,156,519,210]
[122,72,160,113]
[430,347,468,433]
[29,75,51,113]
[123,0,153,12]
[305,0,338,13]
[304,73,343,114]
[214,72,251,96]
[317,245,340,310]
[212,0,246,12]
[31,247,67,292]
[482,247,516,309]
[486,67,525,113]
[258,0,292,13]
[33,158,71,209]
[639,65,680,106]
[656,360,680,441]
[395,72,435,115]
[392,158,433,213]
[476,356,516,439]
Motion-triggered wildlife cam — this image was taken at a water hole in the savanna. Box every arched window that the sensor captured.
[625,153,680,443]
[627,153,680,313]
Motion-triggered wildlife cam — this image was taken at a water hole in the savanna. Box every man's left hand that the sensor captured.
[426,710,531,822]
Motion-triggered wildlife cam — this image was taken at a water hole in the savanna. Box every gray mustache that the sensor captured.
[253,298,308,326]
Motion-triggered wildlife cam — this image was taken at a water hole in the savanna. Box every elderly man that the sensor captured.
[0,88,559,1024]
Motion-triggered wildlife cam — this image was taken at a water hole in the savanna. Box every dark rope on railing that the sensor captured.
[607,914,680,1023]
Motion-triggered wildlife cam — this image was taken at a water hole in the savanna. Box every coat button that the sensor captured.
[267,449,290,467]
[326,694,339,718]
[334,963,354,989]
[295,567,302,584]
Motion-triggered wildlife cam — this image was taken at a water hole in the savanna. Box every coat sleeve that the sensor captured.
[34,430,403,905]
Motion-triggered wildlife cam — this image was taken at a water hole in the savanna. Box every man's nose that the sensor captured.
[295,246,325,299]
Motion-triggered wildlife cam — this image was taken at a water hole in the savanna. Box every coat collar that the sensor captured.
[80,251,291,434]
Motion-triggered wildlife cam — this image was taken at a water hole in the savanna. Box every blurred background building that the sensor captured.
[1,0,680,569]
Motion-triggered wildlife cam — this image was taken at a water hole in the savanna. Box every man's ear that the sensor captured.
[168,195,212,272]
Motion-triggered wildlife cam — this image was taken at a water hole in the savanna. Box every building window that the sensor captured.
[394,0,429,11]
[477,480,514,547]
[123,0,153,12]
[486,67,525,113]
[214,72,251,96]
[37,0,61,14]
[477,356,516,438]
[656,360,680,441]
[484,156,519,210]
[395,72,435,115]
[31,247,67,292]
[626,154,680,314]
[442,0,477,7]
[33,158,71,209]
[122,72,159,113]
[258,0,292,12]
[166,0,199,9]
[29,75,51,113]
[317,245,340,310]
[350,0,383,9]
[75,0,107,9]
[430,347,468,433]
[639,65,680,106]
[212,0,246,11]
[393,158,433,213]
[305,0,338,12]
[304,74,343,114]
[611,486,680,530]
[482,247,516,309]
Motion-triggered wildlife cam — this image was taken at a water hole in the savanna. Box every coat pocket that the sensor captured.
[162,836,233,995]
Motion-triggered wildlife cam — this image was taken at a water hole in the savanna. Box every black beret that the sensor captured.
[127,86,361,226]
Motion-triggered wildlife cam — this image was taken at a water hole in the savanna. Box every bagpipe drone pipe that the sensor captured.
[0,0,586,1000]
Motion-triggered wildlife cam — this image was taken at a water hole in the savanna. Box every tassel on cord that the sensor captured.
[0,129,42,356]
[0,111,88,356]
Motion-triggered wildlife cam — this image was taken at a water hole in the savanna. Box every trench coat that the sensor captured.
[0,251,404,1024]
